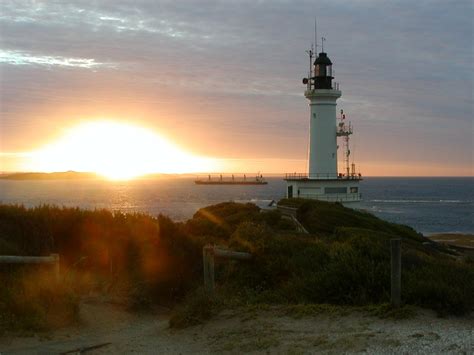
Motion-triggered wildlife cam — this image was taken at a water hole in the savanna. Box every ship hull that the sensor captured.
[194,181,268,185]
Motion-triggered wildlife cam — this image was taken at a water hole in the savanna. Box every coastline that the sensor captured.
[0,176,472,236]
[426,233,474,249]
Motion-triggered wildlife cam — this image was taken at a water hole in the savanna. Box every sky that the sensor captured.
[0,0,472,176]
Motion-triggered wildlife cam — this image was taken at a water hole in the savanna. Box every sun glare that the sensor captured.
[26,121,216,179]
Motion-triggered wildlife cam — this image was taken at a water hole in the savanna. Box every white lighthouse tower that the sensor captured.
[285,41,362,203]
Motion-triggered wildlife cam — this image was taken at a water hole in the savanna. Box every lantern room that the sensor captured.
[314,52,333,89]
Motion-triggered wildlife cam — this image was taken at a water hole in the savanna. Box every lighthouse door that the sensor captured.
[287,185,293,198]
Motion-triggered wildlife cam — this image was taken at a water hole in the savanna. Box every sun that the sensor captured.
[27,121,216,179]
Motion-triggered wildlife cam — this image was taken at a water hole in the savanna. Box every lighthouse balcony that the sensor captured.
[297,192,362,203]
[304,88,341,99]
[284,173,362,181]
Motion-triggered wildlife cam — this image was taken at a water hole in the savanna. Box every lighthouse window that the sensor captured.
[327,65,332,76]
[325,187,347,194]
[315,64,326,76]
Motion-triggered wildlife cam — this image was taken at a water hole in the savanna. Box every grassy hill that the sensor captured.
[0,200,472,332]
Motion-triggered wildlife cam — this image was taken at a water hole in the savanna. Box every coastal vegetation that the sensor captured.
[0,200,472,332]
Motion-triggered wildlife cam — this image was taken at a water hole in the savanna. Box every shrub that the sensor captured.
[1,200,472,328]
[169,288,218,328]
[403,258,474,315]
[0,268,79,333]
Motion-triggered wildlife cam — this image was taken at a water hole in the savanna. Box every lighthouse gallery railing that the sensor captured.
[285,173,362,180]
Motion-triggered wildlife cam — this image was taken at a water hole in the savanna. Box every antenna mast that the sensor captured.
[305,45,313,89]
[314,18,317,54]
[336,109,354,178]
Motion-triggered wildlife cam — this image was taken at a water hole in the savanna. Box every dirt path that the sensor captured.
[1,299,472,354]
[0,297,201,354]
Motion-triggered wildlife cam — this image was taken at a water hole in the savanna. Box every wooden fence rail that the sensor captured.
[277,205,298,217]
[203,245,251,295]
[0,254,60,281]
[277,205,308,234]
[203,236,402,307]
[287,215,309,234]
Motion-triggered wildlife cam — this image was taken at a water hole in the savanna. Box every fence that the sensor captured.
[0,254,60,281]
[202,245,251,295]
[203,237,403,307]
[277,205,309,233]
[284,173,362,180]
[277,205,298,217]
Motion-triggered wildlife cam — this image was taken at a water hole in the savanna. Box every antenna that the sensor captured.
[314,18,318,54]
[305,44,313,84]
[321,37,326,52]
[336,109,353,178]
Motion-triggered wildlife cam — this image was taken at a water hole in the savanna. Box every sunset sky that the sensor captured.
[0,0,472,176]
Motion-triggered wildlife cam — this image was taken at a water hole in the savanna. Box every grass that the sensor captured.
[0,268,79,334]
[169,301,417,330]
[0,199,473,332]
[170,200,473,327]
[168,287,220,329]
[363,303,417,319]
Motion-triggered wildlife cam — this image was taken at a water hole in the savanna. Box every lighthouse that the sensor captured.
[307,52,339,178]
[285,42,362,203]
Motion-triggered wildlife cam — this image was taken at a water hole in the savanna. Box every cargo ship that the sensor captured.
[195,174,267,185]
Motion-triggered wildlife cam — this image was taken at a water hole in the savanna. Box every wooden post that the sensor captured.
[203,246,209,290]
[202,245,252,296]
[51,253,60,282]
[208,249,215,294]
[203,245,214,294]
[390,239,401,307]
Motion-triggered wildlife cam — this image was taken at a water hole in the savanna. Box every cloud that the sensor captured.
[0,0,472,174]
[0,50,117,69]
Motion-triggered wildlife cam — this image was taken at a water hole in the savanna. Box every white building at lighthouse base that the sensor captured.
[284,174,361,204]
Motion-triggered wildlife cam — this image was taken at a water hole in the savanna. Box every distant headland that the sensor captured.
[0,171,193,180]
[0,171,99,180]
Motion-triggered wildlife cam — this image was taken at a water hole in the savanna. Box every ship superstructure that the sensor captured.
[195,174,267,185]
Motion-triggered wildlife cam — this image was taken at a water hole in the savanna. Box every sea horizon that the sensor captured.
[1,170,473,178]
[1,176,472,236]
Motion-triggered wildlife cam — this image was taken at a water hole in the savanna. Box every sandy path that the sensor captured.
[0,297,202,354]
[1,299,472,354]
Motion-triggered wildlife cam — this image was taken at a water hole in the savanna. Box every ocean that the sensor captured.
[0,177,472,235]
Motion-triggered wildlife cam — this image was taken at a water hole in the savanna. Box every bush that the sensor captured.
[1,200,472,329]
[198,201,473,315]
[169,288,218,328]
[403,258,474,315]
[0,268,79,333]
[184,202,261,241]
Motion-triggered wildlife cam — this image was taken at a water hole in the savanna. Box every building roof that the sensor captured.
[314,52,332,65]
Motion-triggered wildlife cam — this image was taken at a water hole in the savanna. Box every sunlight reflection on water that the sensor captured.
[0,177,472,234]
